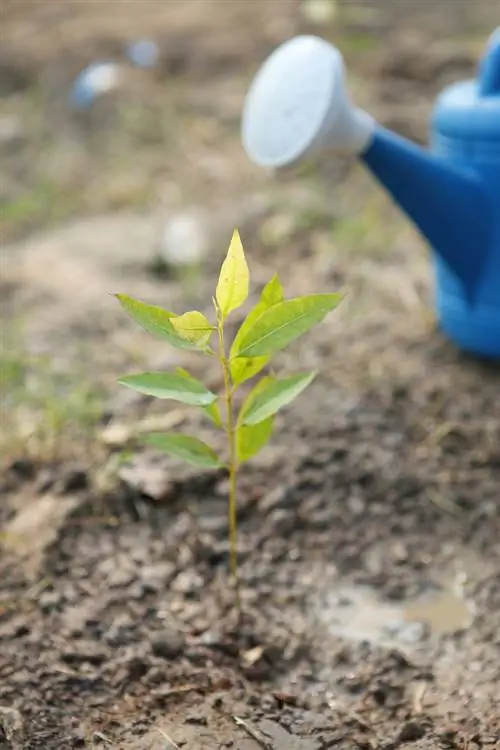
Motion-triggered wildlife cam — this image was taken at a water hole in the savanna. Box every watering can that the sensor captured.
[241,29,500,359]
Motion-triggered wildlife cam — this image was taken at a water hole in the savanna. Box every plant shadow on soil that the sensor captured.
[1,1,500,749]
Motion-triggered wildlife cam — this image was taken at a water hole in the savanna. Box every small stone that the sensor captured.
[396,721,427,742]
[118,459,172,501]
[61,643,107,666]
[58,469,88,494]
[266,508,296,536]
[0,706,24,744]
[160,209,208,267]
[150,627,185,659]
[106,568,136,589]
[36,469,56,494]
[143,665,168,685]
[171,570,204,595]
[185,715,208,726]
[124,655,150,681]
[70,730,86,747]
[0,616,29,640]
[139,562,176,593]
[39,590,63,612]
[261,695,278,712]
[259,487,290,513]
[0,114,25,151]
[8,458,35,480]
[128,582,147,600]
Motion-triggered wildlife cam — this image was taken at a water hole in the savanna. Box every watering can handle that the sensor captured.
[479,27,500,96]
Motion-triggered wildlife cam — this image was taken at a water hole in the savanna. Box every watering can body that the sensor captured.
[242,29,500,358]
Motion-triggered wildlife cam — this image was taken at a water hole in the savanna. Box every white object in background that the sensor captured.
[127,39,160,69]
[301,0,337,24]
[241,35,375,169]
[160,210,208,267]
[70,62,121,108]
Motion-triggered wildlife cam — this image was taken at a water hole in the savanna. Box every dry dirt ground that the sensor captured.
[1,2,500,749]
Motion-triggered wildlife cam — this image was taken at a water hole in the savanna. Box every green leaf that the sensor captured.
[234,293,343,358]
[230,274,284,386]
[237,377,276,462]
[215,228,249,320]
[237,417,274,463]
[174,367,223,426]
[241,372,316,425]
[144,433,223,468]
[115,294,201,350]
[203,400,223,427]
[169,310,214,348]
[118,371,216,406]
[260,274,285,306]
[238,375,275,421]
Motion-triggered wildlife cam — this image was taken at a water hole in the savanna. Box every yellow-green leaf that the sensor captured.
[237,417,274,463]
[215,228,249,320]
[145,433,223,468]
[115,294,199,350]
[170,311,214,348]
[203,400,223,427]
[238,375,275,423]
[118,371,216,406]
[174,367,222,425]
[241,372,316,425]
[260,274,284,306]
[230,274,284,386]
[235,293,343,358]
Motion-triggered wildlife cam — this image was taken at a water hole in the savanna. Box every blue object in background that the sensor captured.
[70,62,121,109]
[361,28,500,359]
[126,39,159,69]
[242,28,500,359]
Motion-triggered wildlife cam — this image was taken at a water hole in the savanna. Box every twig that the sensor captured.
[233,716,274,750]
[413,681,428,714]
[428,489,463,518]
[152,683,205,700]
[157,727,182,750]
[92,732,113,745]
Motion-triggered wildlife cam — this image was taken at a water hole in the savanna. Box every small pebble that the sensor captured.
[150,627,185,659]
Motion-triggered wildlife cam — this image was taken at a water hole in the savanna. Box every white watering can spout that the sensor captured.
[241,35,375,168]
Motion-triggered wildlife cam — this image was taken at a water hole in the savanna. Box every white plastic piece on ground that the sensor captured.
[70,62,121,108]
[160,210,208,267]
[241,35,375,169]
[127,39,160,69]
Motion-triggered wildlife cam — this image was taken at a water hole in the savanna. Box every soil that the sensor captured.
[1,2,500,749]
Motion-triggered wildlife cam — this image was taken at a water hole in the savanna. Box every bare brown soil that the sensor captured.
[1,2,499,749]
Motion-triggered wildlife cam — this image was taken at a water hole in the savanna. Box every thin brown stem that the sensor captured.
[217,317,241,613]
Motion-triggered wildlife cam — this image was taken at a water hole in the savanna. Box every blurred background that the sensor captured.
[1,0,497,461]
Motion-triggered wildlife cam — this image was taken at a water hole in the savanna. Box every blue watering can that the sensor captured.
[241,29,500,359]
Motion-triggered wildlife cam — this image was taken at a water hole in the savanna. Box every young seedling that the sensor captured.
[116,229,343,609]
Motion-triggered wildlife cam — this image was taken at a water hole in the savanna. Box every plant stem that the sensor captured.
[217,319,241,613]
